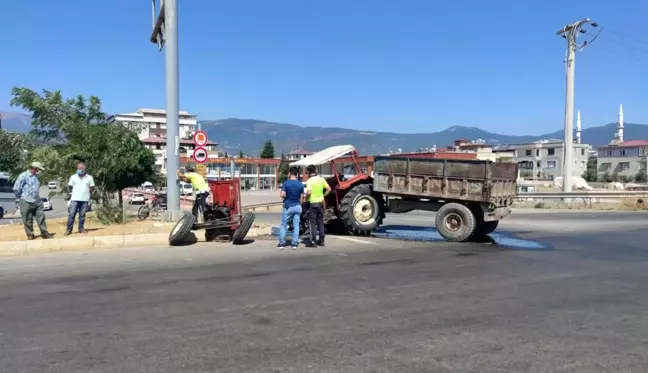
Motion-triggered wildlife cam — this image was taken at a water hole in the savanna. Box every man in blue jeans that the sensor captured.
[278,166,304,250]
[65,162,95,235]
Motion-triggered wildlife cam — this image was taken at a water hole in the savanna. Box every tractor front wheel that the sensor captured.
[339,184,385,236]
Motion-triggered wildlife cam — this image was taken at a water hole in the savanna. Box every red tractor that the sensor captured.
[290,145,386,236]
[168,178,256,245]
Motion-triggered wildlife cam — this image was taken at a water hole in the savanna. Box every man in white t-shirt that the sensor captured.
[65,162,95,235]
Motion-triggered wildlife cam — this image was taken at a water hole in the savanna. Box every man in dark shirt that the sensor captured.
[278,166,304,250]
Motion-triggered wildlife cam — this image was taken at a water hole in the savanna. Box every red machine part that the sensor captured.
[207,179,242,230]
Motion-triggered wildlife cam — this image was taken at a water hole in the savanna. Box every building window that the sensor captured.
[606,150,612,156]
[525,150,532,156]
[619,162,630,171]
[581,149,585,156]
[547,148,555,156]
[155,144,161,150]
[547,161,556,168]
[621,149,626,156]
[600,163,611,171]
[536,161,541,168]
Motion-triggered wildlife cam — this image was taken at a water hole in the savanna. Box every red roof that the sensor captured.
[142,137,217,145]
[598,140,648,149]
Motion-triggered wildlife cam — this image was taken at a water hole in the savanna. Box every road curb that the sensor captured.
[0,226,273,257]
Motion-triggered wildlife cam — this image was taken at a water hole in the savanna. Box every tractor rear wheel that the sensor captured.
[232,212,255,244]
[339,184,385,235]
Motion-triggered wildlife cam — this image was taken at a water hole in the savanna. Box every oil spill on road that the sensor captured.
[375,225,549,250]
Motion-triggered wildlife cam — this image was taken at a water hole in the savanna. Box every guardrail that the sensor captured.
[518,191,648,198]
[243,202,282,211]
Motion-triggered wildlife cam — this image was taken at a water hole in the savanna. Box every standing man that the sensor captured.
[177,166,210,223]
[13,162,52,240]
[305,164,331,247]
[66,162,95,235]
[277,166,304,250]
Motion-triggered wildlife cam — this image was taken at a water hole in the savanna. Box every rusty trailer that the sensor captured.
[372,156,518,241]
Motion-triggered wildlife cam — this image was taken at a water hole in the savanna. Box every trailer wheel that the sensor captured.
[340,184,385,236]
[479,220,499,235]
[232,212,255,244]
[169,213,195,246]
[435,203,477,242]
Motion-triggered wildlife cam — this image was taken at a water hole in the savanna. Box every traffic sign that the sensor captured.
[193,130,208,147]
[193,147,208,164]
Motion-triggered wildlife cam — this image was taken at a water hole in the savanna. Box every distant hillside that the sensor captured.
[199,118,648,155]
[4,111,647,155]
[0,112,32,133]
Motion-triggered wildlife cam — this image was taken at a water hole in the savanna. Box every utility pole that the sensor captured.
[151,0,182,221]
[556,18,599,193]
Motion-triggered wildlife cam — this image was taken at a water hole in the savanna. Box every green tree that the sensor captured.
[239,150,244,158]
[600,172,613,183]
[581,157,598,182]
[278,153,290,184]
[260,140,275,159]
[0,130,30,175]
[636,160,647,183]
[10,87,156,223]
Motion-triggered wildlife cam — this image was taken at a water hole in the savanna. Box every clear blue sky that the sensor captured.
[1,0,646,135]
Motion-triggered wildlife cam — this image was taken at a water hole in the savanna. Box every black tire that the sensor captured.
[232,212,255,244]
[0,206,4,219]
[479,220,499,235]
[339,183,385,236]
[137,205,150,221]
[168,213,195,246]
[435,202,477,242]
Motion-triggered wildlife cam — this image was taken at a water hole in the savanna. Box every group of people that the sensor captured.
[13,162,95,240]
[278,165,331,249]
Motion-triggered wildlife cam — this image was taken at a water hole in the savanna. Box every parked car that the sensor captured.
[128,193,147,205]
[47,181,58,190]
[41,197,52,211]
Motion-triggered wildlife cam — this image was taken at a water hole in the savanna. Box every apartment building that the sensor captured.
[284,149,313,161]
[596,140,648,179]
[512,139,591,180]
[107,108,198,140]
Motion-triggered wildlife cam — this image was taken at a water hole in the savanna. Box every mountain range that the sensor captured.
[2,111,644,155]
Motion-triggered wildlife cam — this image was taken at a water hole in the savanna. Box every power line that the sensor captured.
[603,28,648,47]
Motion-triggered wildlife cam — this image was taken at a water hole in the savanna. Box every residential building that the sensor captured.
[107,108,198,140]
[511,139,591,180]
[284,149,313,161]
[596,140,648,179]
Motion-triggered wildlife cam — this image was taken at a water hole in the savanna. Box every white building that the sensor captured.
[107,108,198,140]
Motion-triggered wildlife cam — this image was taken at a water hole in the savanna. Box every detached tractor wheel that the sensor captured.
[169,213,195,246]
[435,203,477,242]
[232,212,255,245]
[340,184,385,236]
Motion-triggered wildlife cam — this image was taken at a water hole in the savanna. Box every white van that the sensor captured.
[180,182,193,196]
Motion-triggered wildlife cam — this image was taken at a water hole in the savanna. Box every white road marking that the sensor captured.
[329,236,372,245]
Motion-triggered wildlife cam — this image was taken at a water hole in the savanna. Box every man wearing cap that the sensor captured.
[13,162,53,240]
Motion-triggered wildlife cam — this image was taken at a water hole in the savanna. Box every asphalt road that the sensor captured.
[1,210,648,372]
